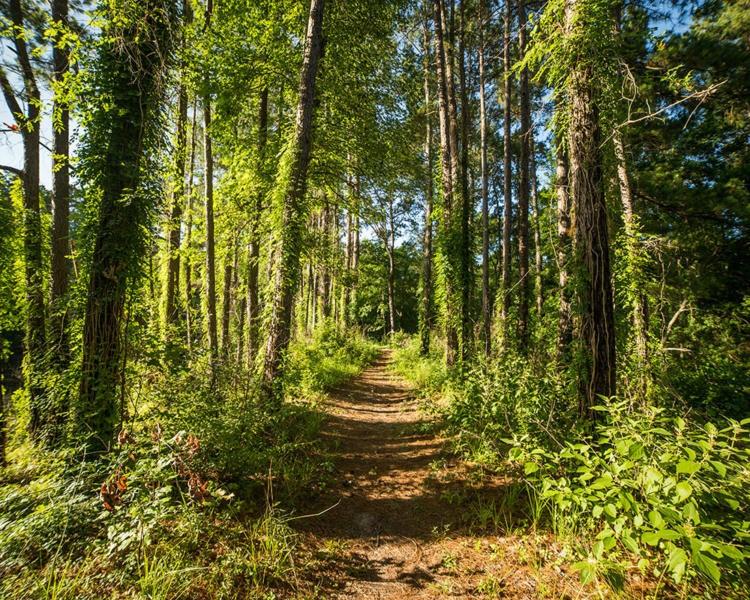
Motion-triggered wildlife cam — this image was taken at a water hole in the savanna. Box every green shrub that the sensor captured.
[510,400,750,591]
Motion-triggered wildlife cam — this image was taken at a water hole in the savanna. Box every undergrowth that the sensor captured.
[391,335,750,598]
[0,325,378,599]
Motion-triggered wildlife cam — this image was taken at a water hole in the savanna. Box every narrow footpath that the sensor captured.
[294,350,588,599]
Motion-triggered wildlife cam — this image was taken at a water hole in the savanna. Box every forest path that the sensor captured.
[293,349,577,599]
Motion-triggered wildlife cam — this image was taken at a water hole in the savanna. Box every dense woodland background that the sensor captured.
[0,0,748,597]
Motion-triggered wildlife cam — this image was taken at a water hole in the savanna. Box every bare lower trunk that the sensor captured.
[262,0,325,400]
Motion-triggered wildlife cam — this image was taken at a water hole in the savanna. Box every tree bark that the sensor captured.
[387,197,396,336]
[556,143,572,361]
[566,0,617,416]
[478,0,491,356]
[220,244,233,360]
[433,0,460,366]
[458,0,471,362]
[51,0,71,361]
[517,0,531,352]
[530,132,543,319]
[79,0,173,451]
[262,0,325,400]
[164,7,190,330]
[204,98,218,360]
[246,88,268,366]
[1,0,46,435]
[500,0,513,347]
[184,100,198,350]
[420,14,433,356]
[613,131,649,392]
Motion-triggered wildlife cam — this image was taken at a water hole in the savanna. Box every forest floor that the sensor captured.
[292,350,594,599]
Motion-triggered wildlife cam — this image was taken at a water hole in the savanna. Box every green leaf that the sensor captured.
[642,531,661,546]
[709,460,727,478]
[621,533,640,554]
[667,547,688,583]
[675,481,693,502]
[573,561,596,585]
[604,503,617,519]
[676,460,700,475]
[524,462,539,475]
[648,510,665,528]
[628,442,645,460]
[692,550,721,585]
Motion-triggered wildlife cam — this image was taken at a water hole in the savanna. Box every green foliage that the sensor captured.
[285,322,380,401]
[510,401,750,591]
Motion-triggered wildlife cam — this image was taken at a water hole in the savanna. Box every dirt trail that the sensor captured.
[293,350,577,599]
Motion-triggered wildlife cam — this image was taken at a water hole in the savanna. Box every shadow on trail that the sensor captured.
[292,350,520,597]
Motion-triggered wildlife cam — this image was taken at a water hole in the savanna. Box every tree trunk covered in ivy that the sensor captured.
[566,0,616,417]
[79,0,174,451]
[433,0,460,367]
[262,0,325,400]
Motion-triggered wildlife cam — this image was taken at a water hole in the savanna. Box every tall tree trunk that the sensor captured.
[420,14,433,356]
[246,88,268,366]
[79,0,174,451]
[220,244,233,360]
[433,0,460,367]
[204,98,218,360]
[51,0,71,361]
[262,0,325,400]
[320,202,332,320]
[613,132,649,393]
[517,0,531,352]
[1,0,46,435]
[165,81,188,330]
[531,132,543,319]
[478,0,491,356]
[387,198,396,336]
[556,144,572,361]
[500,0,513,346]
[566,0,616,417]
[458,0,471,362]
[184,101,198,350]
